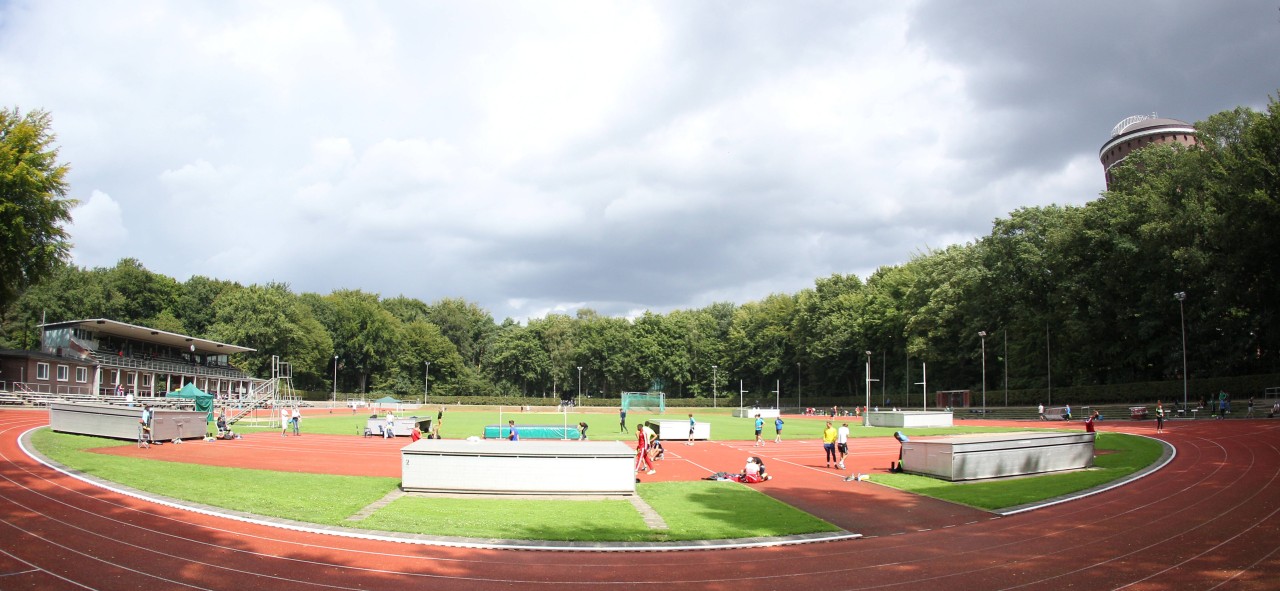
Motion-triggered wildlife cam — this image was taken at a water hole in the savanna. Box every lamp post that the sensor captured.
[978,331,987,415]
[916,361,927,411]
[739,379,746,409]
[1176,292,1187,412]
[773,379,780,411]
[576,366,583,408]
[712,365,718,409]
[332,355,338,405]
[1003,329,1008,406]
[423,361,430,402]
[863,351,876,427]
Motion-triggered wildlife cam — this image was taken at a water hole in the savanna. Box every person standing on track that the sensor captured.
[384,410,396,439]
[1155,401,1166,434]
[836,422,850,470]
[686,413,696,445]
[822,421,838,468]
[291,407,300,436]
[754,414,764,446]
[635,423,655,475]
[774,416,784,443]
[281,407,289,437]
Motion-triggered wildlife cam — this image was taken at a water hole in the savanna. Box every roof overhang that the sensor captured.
[39,319,256,355]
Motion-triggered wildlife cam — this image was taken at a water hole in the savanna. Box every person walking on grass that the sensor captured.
[822,421,838,468]
[754,414,764,446]
[774,416,784,443]
[619,407,627,433]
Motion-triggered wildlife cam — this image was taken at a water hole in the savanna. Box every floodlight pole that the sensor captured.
[796,362,801,412]
[423,361,430,402]
[978,331,987,415]
[577,366,583,408]
[774,379,780,411]
[712,365,718,409]
[739,380,746,409]
[332,355,338,406]
[863,351,878,426]
[1176,292,1188,411]
[916,361,927,411]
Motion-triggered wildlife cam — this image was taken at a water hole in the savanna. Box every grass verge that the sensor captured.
[871,433,1164,510]
[31,429,839,541]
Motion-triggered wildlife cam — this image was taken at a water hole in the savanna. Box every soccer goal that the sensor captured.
[621,392,666,414]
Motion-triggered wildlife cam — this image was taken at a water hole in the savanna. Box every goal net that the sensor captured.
[621,392,666,414]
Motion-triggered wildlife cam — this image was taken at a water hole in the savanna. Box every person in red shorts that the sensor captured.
[634,423,655,475]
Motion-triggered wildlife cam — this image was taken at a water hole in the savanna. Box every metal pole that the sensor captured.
[739,379,745,409]
[712,365,717,409]
[796,362,801,413]
[979,331,987,415]
[774,379,780,411]
[332,355,337,405]
[1046,323,1052,407]
[577,366,582,408]
[1176,292,1187,411]
[863,351,872,427]
[1004,329,1008,406]
[423,361,430,402]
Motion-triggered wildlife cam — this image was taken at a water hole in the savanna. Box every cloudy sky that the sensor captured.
[3,1,1277,322]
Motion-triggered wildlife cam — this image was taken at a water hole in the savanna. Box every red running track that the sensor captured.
[1,408,1277,590]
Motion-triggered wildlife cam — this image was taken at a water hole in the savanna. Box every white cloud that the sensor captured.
[6,0,1276,322]
[67,190,128,268]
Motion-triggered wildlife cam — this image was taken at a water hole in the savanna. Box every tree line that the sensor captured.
[2,98,1278,403]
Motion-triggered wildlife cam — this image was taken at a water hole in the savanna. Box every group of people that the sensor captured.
[751,414,786,446]
[281,407,301,436]
[705,456,772,483]
[634,422,660,475]
[821,421,851,469]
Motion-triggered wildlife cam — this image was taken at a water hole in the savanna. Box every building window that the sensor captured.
[76,367,88,383]
[142,374,152,387]
[36,362,49,381]
[57,365,69,382]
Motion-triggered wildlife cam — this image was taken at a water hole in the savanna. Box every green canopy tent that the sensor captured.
[374,396,401,404]
[166,382,215,422]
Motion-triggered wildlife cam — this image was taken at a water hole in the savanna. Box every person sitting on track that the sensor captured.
[216,413,237,440]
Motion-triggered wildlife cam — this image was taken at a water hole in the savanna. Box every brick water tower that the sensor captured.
[1099,114,1197,189]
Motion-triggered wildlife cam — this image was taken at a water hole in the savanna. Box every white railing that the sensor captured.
[92,353,249,379]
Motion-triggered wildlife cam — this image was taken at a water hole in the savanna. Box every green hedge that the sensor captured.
[296,374,1279,409]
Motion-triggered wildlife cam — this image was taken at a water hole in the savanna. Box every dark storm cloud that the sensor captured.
[909,0,1280,176]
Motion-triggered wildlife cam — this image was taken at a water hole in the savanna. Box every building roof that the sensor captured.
[1114,116,1194,137]
[39,319,255,355]
[1100,114,1197,157]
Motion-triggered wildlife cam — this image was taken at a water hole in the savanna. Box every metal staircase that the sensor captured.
[226,356,297,426]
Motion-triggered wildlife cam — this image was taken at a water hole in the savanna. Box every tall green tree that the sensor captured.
[206,282,333,389]
[0,108,74,312]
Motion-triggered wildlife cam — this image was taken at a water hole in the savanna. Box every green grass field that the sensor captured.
[32,411,1165,542]
[31,428,838,542]
[871,433,1164,510]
